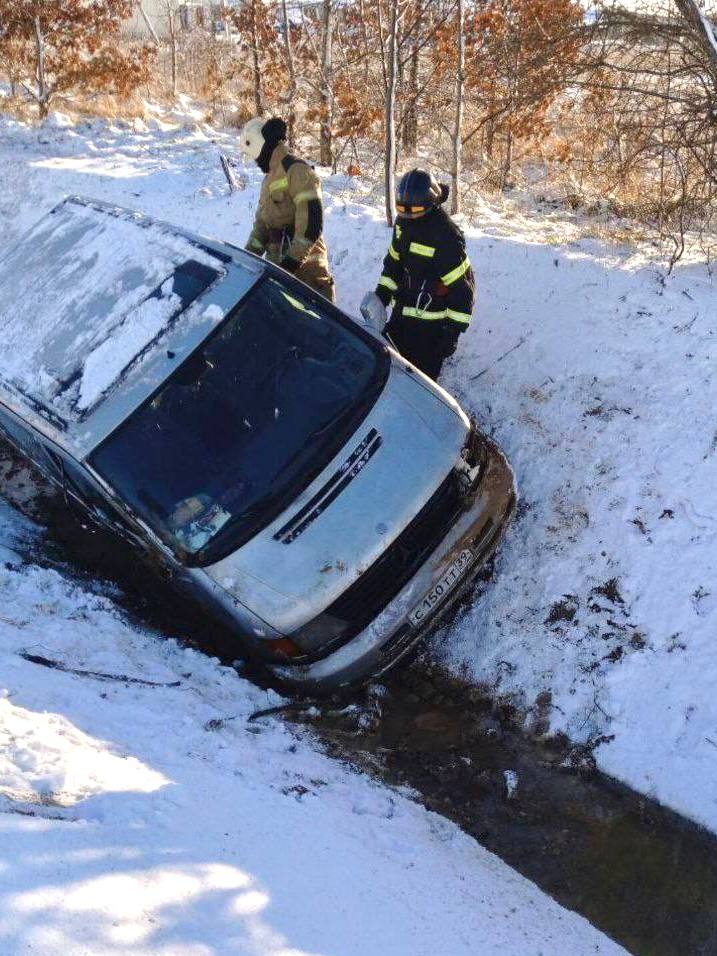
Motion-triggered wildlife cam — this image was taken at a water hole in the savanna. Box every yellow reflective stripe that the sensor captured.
[441,257,470,286]
[402,304,472,323]
[395,223,402,239]
[280,291,319,318]
[378,275,398,291]
[294,189,319,203]
[269,176,289,193]
[409,241,436,257]
[388,244,399,261]
[402,306,447,321]
[445,308,472,325]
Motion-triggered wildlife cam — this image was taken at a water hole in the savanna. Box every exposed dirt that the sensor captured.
[3,440,717,956]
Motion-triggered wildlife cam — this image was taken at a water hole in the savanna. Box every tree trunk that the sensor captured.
[33,16,49,117]
[658,3,673,233]
[385,0,399,226]
[403,38,419,152]
[358,0,371,86]
[500,42,519,190]
[250,0,264,115]
[674,0,717,74]
[167,5,178,98]
[451,0,465,215]
[138,2,161,45]
[281,0,297,147]
[319,0,334,167]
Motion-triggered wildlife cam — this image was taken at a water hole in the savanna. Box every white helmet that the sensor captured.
[239,117,266,162]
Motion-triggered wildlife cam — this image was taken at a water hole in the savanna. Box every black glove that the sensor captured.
[280,255,300,274]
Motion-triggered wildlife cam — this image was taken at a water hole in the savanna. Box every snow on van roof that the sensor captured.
[0,198,227,424]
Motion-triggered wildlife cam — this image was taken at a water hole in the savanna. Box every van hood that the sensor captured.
[203,363,469,634]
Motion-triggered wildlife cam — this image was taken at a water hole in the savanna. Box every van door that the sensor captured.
[0,403,53,476]
[44,447,149,552]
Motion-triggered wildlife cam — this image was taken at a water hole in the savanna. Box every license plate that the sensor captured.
[408,549,475,627]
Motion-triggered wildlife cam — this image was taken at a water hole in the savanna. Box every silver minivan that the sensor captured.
[0,197,516,692]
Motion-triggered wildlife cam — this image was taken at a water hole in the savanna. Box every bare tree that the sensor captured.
[32,15,49,113]
[402,3,422,152]
[137,1,161,46]
[319,0,334,165]
[451,0,465,214]
[583,0,717,256]
[160,0,180,97]
[674,0,717,70]
[384,0,400,225]
[248,0,265,114]
[281,0,298,145]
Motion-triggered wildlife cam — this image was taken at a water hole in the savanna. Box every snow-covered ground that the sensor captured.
[0,505,627,955]
[0,105,715,844]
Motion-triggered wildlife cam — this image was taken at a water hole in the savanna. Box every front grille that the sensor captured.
[327,469,465,638]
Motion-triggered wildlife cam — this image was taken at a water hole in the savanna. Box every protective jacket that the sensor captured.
[246,142,335,301]
[375,207,474,326]
[374,207,475,379]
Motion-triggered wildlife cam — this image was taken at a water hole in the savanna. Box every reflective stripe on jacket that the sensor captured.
[375,206,475,328]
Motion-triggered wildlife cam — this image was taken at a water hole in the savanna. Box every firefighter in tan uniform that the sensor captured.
[240,116,335,301]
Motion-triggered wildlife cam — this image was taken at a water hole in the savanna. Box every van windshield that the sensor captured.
[90,277,387,564]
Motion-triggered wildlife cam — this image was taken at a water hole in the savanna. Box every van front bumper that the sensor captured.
[270,437,517,693]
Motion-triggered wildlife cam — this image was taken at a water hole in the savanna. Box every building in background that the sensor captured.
[124,1,237,41]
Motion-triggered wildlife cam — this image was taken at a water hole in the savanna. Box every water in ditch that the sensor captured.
[3,442,717,956]
[297,663,717,956]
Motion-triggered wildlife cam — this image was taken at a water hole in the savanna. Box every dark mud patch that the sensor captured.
[299,665,717,956]
[4,441,717,955]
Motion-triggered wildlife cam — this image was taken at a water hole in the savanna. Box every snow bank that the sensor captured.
[0,504,625,955]
[43,112,74,131]
[434,238,717,829]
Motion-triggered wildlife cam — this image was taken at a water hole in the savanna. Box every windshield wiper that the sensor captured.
[193,409,350,565]
[302,405,353,447]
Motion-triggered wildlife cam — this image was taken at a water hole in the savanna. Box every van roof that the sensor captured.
[0,197,262,457]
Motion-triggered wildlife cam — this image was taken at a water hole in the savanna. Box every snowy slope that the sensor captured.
[0,502,626,955]
[436,239,717,828]
[0,108,716,834]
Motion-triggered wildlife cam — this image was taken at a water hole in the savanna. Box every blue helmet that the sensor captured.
[396,168,449,218]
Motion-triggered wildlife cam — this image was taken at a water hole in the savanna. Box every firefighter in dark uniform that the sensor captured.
[361,168,475,380]
[240,116,336,301]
